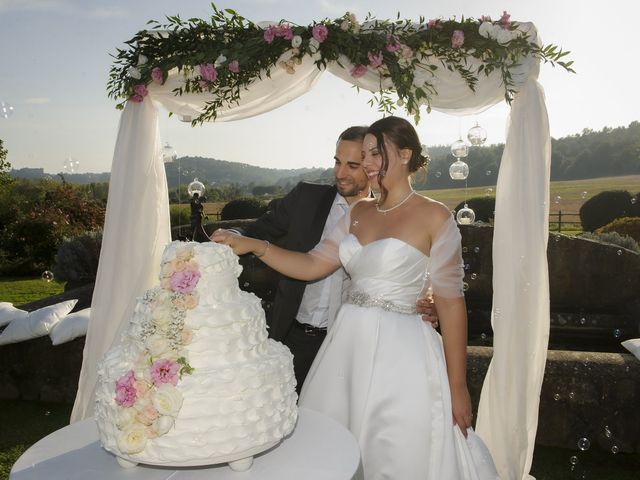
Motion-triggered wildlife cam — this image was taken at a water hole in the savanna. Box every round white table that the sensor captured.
[10,407,362,480]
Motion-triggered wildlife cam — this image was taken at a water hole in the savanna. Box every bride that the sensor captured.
[212,116,497,479]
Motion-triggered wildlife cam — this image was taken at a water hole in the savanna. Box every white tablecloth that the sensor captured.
[10,407,361,480]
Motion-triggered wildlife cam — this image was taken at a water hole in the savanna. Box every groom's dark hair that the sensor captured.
[337,126,368,144]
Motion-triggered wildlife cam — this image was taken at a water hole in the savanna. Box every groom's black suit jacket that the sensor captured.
[243,182,338,341]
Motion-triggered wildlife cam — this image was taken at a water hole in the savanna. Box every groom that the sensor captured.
[240,126,437,390]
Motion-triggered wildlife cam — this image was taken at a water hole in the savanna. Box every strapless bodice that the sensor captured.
[339,234,429,308]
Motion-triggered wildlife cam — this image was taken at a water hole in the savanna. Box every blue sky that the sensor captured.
[0,0,637,174]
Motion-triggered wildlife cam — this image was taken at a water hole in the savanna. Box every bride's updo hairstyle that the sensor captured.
[366,116,429,203]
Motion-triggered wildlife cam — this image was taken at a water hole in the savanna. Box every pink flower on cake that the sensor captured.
[181,328,194,345]
[199,63,218,82]
[451,30,465,49]
[350,64,368,78]
[228,60,240,73]
[150,358,180,386]
[151,67,164,84]
[312,24,328,43]
[115,370,137,407]
[368,51,384,68]
[136,403,160,426]
[170,269,200,293]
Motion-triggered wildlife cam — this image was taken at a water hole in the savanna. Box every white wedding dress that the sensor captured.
[300,217,498,479]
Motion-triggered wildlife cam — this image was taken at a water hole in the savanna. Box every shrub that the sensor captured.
[596,216,640,243]
[220,197,268,220]
[169,204,190,227]
[579,231,640,253]
[52,230,103,287]
[454,196,495,223]
[579,190,638,232]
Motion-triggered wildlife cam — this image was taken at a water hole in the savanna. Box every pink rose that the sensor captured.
[228,60,240,73]
[278,24,293,40]
[368,51,383,68]
[151,67,164,84]
[400,44,413,59]
[312,24,328,43]
[135,379,150,396]
[130,94,144,103]
[264,26,276,43]
[115,370,137,407]
[133,84,148,97]
[350,64,368,78]
[427,19,443,30]
[170,269,200,294]
[181,328,194,345]
[500,11,511,28]
[199,63,217,82]
[385,34,401,53]
[451,30,465,49]
[150,358,180,386]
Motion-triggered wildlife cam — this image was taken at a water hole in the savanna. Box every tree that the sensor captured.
[0,139,12,187]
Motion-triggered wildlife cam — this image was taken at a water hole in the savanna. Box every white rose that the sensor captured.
[127,66,141,79]
[340,20,349,31]
[137,54,148,66]
[116,407,137,430]
[214,54,227,67]
[152,384,183,416]
[478,21,493,39]
[496,28,514,45]
[152,415,175,436]
[116,426,147,454]
[291,35,302,48]
[145,334,172,357]
[152,304,172,329]
[308,38,320,53]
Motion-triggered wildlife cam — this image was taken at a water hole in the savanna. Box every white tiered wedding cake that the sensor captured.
[95,241,297,471]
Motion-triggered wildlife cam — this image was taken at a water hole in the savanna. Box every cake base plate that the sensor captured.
[109,440,280,468]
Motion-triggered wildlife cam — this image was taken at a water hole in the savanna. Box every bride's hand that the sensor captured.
[450,383,473,438]
[210,229,259,256]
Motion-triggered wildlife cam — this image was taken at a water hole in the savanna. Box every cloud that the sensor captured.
[25,97,50,105]
[319,0,354,16]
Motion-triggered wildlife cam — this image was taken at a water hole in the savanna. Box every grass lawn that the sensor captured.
[0,277,65,305]
[0,399,637,480]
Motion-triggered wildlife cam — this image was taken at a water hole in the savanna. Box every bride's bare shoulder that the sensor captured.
[414,194,453,229]
[351,197,376,214]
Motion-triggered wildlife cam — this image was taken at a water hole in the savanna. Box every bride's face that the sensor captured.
[362,133,403,189]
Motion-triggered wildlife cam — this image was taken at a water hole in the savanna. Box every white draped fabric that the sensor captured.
[72,21,550,480]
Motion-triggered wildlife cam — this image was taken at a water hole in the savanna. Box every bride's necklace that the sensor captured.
[375,190,415,214]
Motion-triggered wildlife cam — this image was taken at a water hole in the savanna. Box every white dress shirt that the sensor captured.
[295,193,348,330]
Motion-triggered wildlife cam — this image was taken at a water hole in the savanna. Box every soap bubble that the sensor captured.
[613,328,622,338]
[577,438,590,451]
[553,393,560,401]
[616,250,622,256]
[569,456,578,466]
[611,445,619,454]
[474,246,480,253]
[470,273,477,280]
[462,282,469,292]
[434,171,442,178]
[0,101,15,118]
[41,271,54,282]
[604,426,612,438]
[485,170,492,176]
[581,191,588,199]
[554,195,562,204]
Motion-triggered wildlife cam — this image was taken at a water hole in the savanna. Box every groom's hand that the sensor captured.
[416,297,439,328]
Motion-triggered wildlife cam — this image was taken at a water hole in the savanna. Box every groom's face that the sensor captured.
[334,139,369,199]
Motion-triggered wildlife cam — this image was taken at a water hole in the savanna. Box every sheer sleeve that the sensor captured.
[308,207,351,268]
[428,215,465,298]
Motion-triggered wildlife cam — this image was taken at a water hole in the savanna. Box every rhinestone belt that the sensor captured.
[345,291,417,315]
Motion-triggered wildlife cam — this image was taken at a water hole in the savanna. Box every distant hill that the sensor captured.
[10,121,640,189]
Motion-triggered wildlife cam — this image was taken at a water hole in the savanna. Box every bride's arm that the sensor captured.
[434,295,472,435]
[211,229,339,281]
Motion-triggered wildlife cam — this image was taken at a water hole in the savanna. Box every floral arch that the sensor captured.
[72,7,572,480]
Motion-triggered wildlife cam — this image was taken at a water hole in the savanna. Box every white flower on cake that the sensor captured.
[145,334,172,357]
[117,426,147,454]
[116,407,137,430]
[152,384,183,416]
[153,415,175,436]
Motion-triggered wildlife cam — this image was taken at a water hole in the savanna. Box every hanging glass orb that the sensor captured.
[187,178,205,197]
[456,205,476,225]
[467,122,487,146]
[450,138,469,158]
[63,156,78,174]
[449,159,469,180]
[162,142,177,163]
[0,101,14,119]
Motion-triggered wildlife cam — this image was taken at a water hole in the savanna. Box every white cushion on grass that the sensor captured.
[49,308,90,345]
[0,302,28,328]
[622,339,640,361]
[0,299,77,346]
